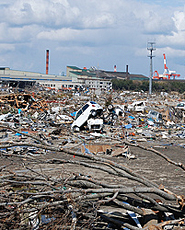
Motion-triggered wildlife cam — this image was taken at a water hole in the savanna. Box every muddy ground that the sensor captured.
[1,132,185,230]
[1,137,185,198]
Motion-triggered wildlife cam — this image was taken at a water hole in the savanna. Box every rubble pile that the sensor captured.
[0,93,48,112]
[0,89,185,229]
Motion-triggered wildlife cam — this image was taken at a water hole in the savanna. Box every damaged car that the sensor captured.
[128,101,146,112]
[147,110,163,124]
[175,102,185,111]
[71,101,103,132]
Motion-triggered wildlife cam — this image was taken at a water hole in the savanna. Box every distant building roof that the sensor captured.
[68,66,148,81]
[67,66,82,70]
[97,70,148,80]
[97,70,129,79]
[70,70,96,78]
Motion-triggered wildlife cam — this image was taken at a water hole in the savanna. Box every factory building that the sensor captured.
[0,66,112,91]
[66,66,112,90]
[0,67,73,89]
[0,63,147,91]
[0,50,149,91]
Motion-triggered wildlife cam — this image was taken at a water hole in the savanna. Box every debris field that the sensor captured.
[0,88,185,229]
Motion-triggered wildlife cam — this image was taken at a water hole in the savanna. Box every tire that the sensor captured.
[91,110,97,117]
[112,114,118,120]
[73,126,80,132]
[108,104,114,111]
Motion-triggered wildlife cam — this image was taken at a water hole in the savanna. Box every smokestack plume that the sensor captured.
[46,50,49,74]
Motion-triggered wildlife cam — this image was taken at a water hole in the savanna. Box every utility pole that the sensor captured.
[147,42,156,95]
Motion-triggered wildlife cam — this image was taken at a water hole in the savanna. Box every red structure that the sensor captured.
[114,65,117,72]
[153,70,167,80]
[153,53,180,80]
[46,50,49,74]
[163,54,180,79]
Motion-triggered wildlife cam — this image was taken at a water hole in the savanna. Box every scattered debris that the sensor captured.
[0,88,185,229]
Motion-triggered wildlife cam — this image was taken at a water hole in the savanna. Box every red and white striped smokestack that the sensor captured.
[46,50,49,74]
[114,65,117,72]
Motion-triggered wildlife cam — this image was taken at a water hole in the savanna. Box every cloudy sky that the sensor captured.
[0,0,185,78]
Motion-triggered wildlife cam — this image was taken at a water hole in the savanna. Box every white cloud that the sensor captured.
[0,22,40,43]
[156,8,185,49]
[0,43,15,52]
[173,9,185,31]
[1,0,80,27]
[37,28,80,41]
[0,0,184,77]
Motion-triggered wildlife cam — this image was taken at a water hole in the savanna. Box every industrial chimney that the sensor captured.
[126,65,129,79]
[114,65,117,72]
[46,50,49,74]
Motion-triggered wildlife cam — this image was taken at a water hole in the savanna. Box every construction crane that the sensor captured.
[153,70,167,80]
[153,53,180,80]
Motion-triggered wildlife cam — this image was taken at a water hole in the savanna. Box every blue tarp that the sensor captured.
[18,109,22,114]
[125,124,132,129]
[70,112,76,117]
[15,131,28,136]
[82,143,92,154]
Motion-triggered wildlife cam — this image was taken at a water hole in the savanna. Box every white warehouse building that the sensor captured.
[0,66,112,91]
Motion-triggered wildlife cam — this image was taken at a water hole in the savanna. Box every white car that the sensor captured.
[147,110,163,124]
[87,118,104,132]
[71,101,103,132]
[175,102,185,111]
[128,101,146,112]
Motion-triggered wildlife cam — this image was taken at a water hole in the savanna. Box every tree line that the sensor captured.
[112,79,185,94]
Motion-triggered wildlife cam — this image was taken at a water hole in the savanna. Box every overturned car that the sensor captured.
[71,101,104,132]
